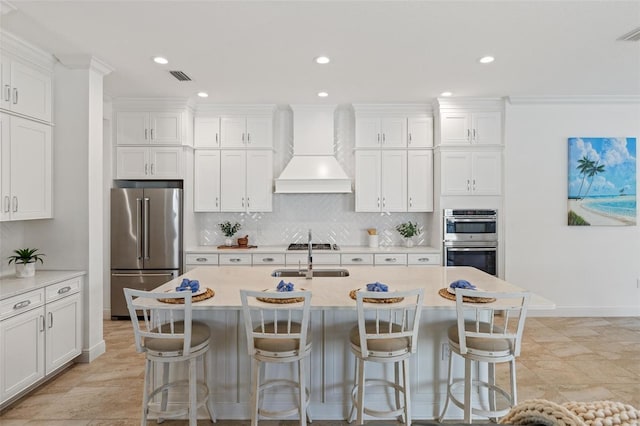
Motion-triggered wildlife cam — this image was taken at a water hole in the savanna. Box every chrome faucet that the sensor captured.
[306,229,313,279]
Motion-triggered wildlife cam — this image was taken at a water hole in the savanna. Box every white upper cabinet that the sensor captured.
[194,116,220,148]
[194,150,221,212]
[355,116,407,148]
[355,150,407,212]
[407,150,433,212]
[440,150,501,196]
[115,146,183,180]
[407,116,434,148]
[0,113,52,221]
[220,150,273,212]
[220,116,272,148]
[440,111,502,146]
[116,111,183,145]
[0,55,52,123]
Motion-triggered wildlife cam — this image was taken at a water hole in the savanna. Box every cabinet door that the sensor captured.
[194,150,221,212]
[440,151,472,195]
[408,150,433,212]
[149,147,182,178]
[116,112,149,145]
[246,150,273,212]
[116,146,149,179]
[380,150,406,211]
[380,117,406,147]
[220,150,246,211]
[472,112,502,145]
[220,117,246,147]
[0,112,9,221]
[245,117,272,148]
[471,151,502,195]
[194,116,220,148]
[0,307,45,402]
[149,112,182,145]
[440,112,471,145]
[355,150,381,212]
[45,293,81,374]
[0,57,9,112]
[8,60,52,123]
[407,116,433,148]
[355,117,382,148]
[9,117,52,220]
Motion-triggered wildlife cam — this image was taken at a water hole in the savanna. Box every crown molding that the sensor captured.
[352,103,432,115]
[56,54,114,76]
[507,95,640,105]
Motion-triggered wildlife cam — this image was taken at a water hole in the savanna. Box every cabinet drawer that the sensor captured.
[341,254,374,265]
[46,277,82,302]
[219,253,252,266]
[286,253,341,266]
[1,289,45,320]
[252,253,285,265]
[407,253,441,266]
[185,254,219,265]
[374,254,408,266]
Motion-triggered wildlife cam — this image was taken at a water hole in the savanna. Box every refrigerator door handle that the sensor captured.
[144,197,151,260]
[111,273,175,277]
[136,198,143,260]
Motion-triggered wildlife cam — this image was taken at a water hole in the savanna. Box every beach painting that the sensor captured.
[568,137,636,226]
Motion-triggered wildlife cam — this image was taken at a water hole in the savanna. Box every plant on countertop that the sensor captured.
[395,222,419,238]
[218,221,242,237]
[7,248,46,265]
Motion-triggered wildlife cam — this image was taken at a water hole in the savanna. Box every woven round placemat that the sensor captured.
[349,289,404,304]
[438,288,496,303]
[257,289,306,304]
[159,288,215,304]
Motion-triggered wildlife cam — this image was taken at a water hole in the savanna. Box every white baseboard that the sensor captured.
[78,339,106,363]
[103,307,111,320]
[530,306,640,317]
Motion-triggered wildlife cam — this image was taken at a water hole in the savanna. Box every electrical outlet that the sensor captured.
[441,342,450,360]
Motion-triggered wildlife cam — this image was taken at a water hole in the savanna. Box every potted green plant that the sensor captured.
[218,221,241,246]
[7,248,46,278]
[395,222,419,247]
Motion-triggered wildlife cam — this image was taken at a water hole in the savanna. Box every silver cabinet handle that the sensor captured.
[262,257,274,262]
[467,128,471,141]
[418,257,430,262]
[352,257,363,262]
[150,128,154,140]
[467,179,471,191]
[215,197,219,208]
[12,88,18,104]
[472,179,476,191]
[385,258,397,262]
[48,311,53,329]
[150,163,154,175]
[144,163,148,175]
[409,197,413,207]
[241,197,245,208]
[215,133,219,144]
[13,299,31,310]
[246,197,250,208]
[40,315,45,332]
[195,257,209,262]
[4,85,10,102]
[377,133,380,143]
[242,133,245,143]
[473,128,477,141]
[247,133,251,144]
[4,195,9,212]
[408,133,412,144]
[57,286,71,295]
[382,197,386,207]
[229,258,242,263]
[145,129,148,140]
[12,196,17,212]
[377,197,380,208]
[382,133,386,143]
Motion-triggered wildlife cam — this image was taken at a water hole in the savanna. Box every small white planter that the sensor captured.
[15,263,36,278]
[405,238,414,248]
[224,237,234,246]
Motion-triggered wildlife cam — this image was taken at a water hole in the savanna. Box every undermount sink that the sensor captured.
[271,268,350,278]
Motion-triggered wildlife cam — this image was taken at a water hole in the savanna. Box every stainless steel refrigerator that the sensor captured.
[110,186,182,318]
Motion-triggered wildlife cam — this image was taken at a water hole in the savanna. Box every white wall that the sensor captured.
[504,98,640,316]
[0,221,25,276]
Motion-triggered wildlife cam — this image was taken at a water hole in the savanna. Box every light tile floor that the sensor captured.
[1,317,638,425]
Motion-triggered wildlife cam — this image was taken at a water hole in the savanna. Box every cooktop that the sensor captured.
[287,243,340,251]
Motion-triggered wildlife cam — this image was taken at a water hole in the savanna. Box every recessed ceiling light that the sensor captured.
[315,56,330,65]
[440,91,453,97]
[317,91,329,98]
[153,56,168,65]
[478,56,495,64]
[197,92,209,98]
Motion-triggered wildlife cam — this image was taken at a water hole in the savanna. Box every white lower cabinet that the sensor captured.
[252,253,285,265]
[116,146,183,179]
[374,253,408,266]
[0,276,82,406]
[219,253,252,266]
[286,253,341,266]
[185,253,219,271]
[340,253,374,265]
[407,253,441,266]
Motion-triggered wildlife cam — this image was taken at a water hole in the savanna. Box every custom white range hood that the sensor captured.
[274,105,352,193]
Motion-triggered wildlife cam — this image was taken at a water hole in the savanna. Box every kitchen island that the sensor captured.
[149,266,554,420]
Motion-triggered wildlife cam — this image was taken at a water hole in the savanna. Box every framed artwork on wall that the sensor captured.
[568,137,636,226]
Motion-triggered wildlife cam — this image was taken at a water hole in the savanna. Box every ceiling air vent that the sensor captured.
[618,27,640,42]
[169,70,192,81]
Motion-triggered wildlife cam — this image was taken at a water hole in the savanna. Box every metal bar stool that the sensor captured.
[124,288,216,426]
[438,289,530,423]
[348,288,424,425]
[240,289,312,426]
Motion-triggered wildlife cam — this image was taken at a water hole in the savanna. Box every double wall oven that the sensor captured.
[443,209,498,276]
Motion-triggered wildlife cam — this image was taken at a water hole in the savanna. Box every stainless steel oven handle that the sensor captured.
[446,247,497,252]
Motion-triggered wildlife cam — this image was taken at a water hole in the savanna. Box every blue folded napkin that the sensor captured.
[276,280,294,292]
[176,278,200,293]
[449,279,476,290]
[366,281,389,292]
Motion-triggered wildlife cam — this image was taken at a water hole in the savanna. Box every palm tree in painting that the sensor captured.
[576,156,595,199]
[583,160,605,198]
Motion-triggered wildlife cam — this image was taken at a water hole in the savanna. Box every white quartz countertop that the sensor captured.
[186,245,440,254]
[153,266,555,311]
[0,270,86,300]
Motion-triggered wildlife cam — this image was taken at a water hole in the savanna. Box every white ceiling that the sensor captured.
[2,0,640,105]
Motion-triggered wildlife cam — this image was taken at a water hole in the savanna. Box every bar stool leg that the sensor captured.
[188,358,197,426]
[250,358,260,426]
[357,358,366,425]
[403,358,411,425]
[394,363,402,421]
[464,358,473,423]
[141,359,151,426]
